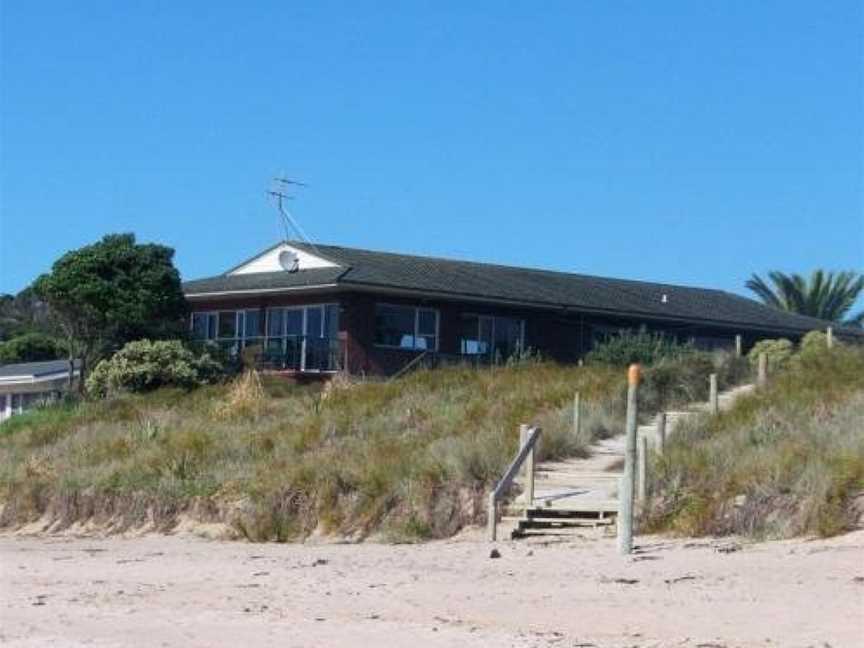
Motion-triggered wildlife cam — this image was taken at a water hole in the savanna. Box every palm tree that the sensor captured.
[746,270,864,327]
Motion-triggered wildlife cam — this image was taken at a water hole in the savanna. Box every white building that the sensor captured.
[0,360,80,422]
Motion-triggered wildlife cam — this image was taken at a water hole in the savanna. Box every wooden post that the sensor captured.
[617,363,640,555]
[709,373,719,415]
[573,391,582,438]
[520,423,535,510]
[637,436,648,504]
[487,491,497,542]
[735,334,742,358]
[656,412,667,455]
[827,327,834,349]
[757,352,768,387]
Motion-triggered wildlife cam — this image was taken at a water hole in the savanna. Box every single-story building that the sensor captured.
[0,359,80,422]
[182,241,855,376]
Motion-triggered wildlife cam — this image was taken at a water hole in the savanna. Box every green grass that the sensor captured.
[644,347,864,539]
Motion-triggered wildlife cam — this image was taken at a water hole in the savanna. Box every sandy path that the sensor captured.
[1,529,862,648]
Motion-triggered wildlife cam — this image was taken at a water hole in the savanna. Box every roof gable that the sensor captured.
[228,242,340,275]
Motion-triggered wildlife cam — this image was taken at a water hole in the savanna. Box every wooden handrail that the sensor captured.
[488,425,542,541]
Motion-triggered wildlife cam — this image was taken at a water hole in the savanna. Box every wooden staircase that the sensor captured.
[494,383,755,541]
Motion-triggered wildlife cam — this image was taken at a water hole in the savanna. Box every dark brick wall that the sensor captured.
[189,290,790,375]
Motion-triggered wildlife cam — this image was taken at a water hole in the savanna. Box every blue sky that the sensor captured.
[1,2,862,311]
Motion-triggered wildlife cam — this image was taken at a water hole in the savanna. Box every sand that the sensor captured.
[1,528,862,648]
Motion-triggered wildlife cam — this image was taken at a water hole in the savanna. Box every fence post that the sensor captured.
[735,334,742,358]
[520,423,535,510]
[573,391,582,438]
[487,491,497,542]
[637,436,648,505]
[618,363,640,555]
[709,373,719,415]
[656,412,667,455]
[757,353,768,387]
[827,327,834,349]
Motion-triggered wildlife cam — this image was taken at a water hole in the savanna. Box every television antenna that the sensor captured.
[267,176,322,257]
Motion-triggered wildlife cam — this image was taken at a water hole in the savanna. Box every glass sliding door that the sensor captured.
[264,304,339,371]
[460,314,524,362]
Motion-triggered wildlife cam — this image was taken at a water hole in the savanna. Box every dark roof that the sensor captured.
[183,241,861,337]
[0,359,80,379]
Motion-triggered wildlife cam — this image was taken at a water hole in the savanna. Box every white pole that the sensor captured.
[617,364,640,555]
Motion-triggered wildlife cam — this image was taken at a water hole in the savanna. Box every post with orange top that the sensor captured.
[618,363,640,555]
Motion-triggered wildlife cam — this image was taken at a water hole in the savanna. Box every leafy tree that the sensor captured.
[33,234,189,388]
[746,270,864,327]
[0,286,55,340]
[0,332,65,364]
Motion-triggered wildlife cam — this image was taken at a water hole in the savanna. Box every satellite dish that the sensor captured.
[278,250,300,272]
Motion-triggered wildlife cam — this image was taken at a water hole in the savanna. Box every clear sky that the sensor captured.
[1,2,862,310]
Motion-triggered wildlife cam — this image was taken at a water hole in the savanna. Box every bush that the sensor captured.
[0,333,65,364]
[86,340,226,397]
[747,338,794,371]
[586,330,695,367]
[799,330,834,357]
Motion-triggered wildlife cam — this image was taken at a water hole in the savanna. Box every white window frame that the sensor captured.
[374,303,440,352]
[263,303,340,372]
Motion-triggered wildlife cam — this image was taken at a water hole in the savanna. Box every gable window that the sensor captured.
[375,304,439,351]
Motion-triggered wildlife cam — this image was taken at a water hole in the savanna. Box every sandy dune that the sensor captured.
[1,529,862,648]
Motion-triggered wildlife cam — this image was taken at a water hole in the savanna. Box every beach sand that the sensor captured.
[1,528,862,647]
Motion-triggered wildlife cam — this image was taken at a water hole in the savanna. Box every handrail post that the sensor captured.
[709,373,718,415]
[487,491,498,542]
[521,423,535,510]
[735,334,742,358]
[757,352,768,387]
[656,412,667,455]
[573,391,582,438]
[827,327,834,349]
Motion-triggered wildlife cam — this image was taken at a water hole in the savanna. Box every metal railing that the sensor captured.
[487,424,542,541]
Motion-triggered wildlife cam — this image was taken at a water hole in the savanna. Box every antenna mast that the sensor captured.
[267,177,321,255]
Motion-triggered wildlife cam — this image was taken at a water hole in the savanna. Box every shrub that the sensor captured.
[86,339,225,397]
[0,333,65,364]
[747,338,794,370]
[586,330,695,367]
[799,330,834,357]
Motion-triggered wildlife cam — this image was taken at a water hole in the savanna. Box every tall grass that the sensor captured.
[644,347,864,538]
[0,362,630,541]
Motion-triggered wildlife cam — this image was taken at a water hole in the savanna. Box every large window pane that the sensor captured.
[191,313,210,340]
[218,311,237,339]
[306,306,323,338]
[267,308,284,338]
[324,305,340,338]
[285,309,303,336]
[244,310,261,338]
[375,304,416,348]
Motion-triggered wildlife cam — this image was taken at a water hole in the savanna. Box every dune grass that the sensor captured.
[645,347,864,539]
[0,362,632,540]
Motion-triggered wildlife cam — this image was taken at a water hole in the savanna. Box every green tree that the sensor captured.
[0,332,65,364]
[33,233,189,388]
[746,270,864,327]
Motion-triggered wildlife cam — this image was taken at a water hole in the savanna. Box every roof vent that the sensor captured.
[661,293,668,304]
[278,250,300,273]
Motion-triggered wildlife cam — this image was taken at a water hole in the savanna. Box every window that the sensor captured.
[374,304,439,350]
[460,315,524,360]
[190,310,263,353]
